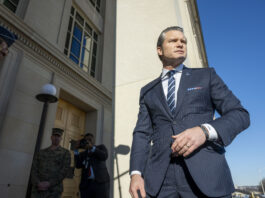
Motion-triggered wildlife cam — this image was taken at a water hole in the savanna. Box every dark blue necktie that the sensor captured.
[167,70,177,114]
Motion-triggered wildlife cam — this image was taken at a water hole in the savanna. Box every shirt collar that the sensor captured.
[161,64,183,79]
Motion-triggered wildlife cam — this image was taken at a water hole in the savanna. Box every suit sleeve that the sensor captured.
[130,88,153,174]
[75,151,85,169]
[89,145,108,161]
[208,68,250,146]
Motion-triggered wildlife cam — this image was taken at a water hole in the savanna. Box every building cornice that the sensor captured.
[185,0,209,67]
[0,5,112,107]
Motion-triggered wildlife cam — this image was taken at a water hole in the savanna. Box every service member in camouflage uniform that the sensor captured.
[31,128,71,198]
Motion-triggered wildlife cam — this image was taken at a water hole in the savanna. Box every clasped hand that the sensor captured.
[129,127,207,198]
[171,126,206,157]
[37,181,50,191]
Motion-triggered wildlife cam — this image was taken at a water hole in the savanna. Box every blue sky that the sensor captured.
[197,0,265,186]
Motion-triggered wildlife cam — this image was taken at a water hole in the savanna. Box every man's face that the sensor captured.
[157,30,187,64]
[85,135,95,145]
[51,134,62,146]
[0,41,9,60]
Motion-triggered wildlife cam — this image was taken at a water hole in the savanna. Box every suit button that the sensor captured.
[173,121,177,125]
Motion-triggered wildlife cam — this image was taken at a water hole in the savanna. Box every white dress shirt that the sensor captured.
[131,65,218,176]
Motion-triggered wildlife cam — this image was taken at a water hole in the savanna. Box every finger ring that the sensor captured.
[186,143,190,148]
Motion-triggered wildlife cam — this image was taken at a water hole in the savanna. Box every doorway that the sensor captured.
[54,99,86,198]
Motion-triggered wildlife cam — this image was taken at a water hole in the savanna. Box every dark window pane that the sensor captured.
[11,0,19,5]
[3,0,17,12]
[96,0,100,13]
[80,47,85,68]
[65,32,71,50]
[73,23,83,42]
[76,12,84,26]
[90,0,95,6]
[70,54,79,64]
[4,0,19,6]
[92,42,97,56]
[90,56,96,77]
[71,7,75,15]
[68,17,73,32]
[96,0,101,7]
[85,23,92,35]
[93,32,98,41]
[70,38,81,58]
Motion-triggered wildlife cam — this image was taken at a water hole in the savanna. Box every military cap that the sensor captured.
[0,25,17,47]
[52,128,64,136]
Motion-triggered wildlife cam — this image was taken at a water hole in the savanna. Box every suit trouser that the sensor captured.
[80,180,110,198]
[146,157,232,198]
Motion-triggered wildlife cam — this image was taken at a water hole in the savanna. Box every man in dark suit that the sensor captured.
[74,133,110,198]
[129,26,250,198]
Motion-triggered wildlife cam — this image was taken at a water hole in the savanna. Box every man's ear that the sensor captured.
[157,47,163,56]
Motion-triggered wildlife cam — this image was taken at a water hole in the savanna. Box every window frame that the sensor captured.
[64,6,99,78]
[89,0,101,14]
[2,0,20,13]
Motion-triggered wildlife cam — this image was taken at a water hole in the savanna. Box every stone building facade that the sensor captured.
[0,0,115,197]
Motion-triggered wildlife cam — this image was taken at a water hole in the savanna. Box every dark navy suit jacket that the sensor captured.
[75,144,110,189]
[130,66,250,197]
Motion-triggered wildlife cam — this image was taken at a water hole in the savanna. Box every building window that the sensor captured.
[64,7,99,78]
[89,0,101,13]
[3,0,19,13]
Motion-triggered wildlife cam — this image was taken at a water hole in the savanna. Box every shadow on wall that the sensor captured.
[114,144,131,198]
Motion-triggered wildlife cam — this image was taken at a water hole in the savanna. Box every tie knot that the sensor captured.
[167,70,176,77]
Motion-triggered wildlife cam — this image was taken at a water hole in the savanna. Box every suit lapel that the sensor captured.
[156,81,174,118]
[151,66,192,119]
[175,66,192,117]
[149,74,173,119]
[144,74,173,119]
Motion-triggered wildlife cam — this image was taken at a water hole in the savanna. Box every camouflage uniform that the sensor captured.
[31,146,71,198]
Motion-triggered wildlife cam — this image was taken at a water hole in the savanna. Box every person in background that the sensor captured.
[74,133,110,198]
[31,128,71,198]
